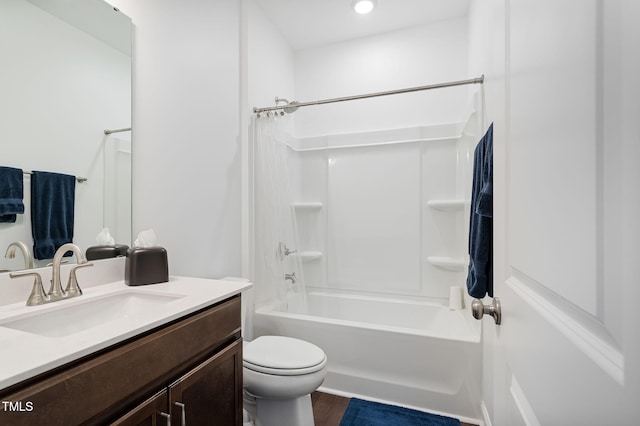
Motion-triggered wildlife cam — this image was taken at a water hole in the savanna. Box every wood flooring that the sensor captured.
[311,391,478,426]
[312,392,351,426]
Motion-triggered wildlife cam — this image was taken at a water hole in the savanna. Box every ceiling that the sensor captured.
[253,0,471,50]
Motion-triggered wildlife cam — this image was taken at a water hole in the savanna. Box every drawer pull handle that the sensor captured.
[174,402,186,426]
[160,412,171,426]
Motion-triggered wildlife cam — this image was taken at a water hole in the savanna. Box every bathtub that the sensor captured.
[253,290,482,421]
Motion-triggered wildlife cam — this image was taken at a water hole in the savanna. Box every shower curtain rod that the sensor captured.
[253,75,484,114]
[104,127,132,135]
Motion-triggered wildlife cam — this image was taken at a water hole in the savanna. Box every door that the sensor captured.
[168,340,243,426]
[487,1,640,425]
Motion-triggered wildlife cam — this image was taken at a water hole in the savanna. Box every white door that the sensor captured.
[486,1,640,425]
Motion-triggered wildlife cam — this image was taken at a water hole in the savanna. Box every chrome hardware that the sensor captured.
[9,244,93,306]
[471,297,502,325]
[9,245,92,306]
[284,272,297,283]
[5,241,34,270]
[174,402,186,426]
[159,412,171,426]
[9,271,48,306]
[50,243,88,302]
[65,262,94,298]
[277,242,297,261]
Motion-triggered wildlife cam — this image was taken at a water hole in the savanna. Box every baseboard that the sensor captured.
[480,401,492,426]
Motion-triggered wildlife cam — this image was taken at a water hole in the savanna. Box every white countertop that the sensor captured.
[0,276,252,390]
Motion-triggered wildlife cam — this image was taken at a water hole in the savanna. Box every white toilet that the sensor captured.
[243,335,327,426]
[220,278,327,426]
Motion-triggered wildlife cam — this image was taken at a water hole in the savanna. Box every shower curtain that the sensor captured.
[253,115,307,310]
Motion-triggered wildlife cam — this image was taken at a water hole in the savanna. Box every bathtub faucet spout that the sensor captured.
[284,272,297,283]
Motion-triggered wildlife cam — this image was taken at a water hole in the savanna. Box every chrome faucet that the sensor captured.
[9,243,92,306]
[50,243,91,302]
[284,272,297,284]
[5,241,34,270]
[9,271,48,306]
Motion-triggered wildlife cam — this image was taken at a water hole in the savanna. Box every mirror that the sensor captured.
[0,0,132,270]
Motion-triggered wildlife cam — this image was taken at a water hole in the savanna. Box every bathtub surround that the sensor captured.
[290,119,479,301]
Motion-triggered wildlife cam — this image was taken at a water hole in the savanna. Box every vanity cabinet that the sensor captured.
[0,295,243,425]
[113,340,242,426]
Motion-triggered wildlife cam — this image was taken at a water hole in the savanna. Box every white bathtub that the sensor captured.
[253,290,482,421]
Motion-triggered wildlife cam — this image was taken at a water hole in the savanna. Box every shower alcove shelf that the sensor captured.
[298,251,323,262]
[427,256,467,271]
[293,201,324,263]
[293,201,323,210]
[426,199,467,211]
[426,198,469,272]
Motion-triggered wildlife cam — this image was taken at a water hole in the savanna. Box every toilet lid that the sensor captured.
[244,336,326,375]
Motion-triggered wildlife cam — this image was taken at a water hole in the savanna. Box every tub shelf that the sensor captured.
[293,201,323,210]
[427,256,466,271]
[298,251,323,262]
[426,199,467,211]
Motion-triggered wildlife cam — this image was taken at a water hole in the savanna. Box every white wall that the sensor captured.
[107,0,242,279]
[246,0,295,113]
[0,0,130,268]
[294,18,470,137]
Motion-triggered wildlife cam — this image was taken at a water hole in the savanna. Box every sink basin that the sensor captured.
[0,291,184,338]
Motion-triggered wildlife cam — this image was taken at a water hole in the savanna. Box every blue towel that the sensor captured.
[467,124,493,298]
[31,171,76,260]
[0,166,25,223]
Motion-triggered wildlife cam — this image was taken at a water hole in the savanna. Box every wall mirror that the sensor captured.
[0,0,132,271]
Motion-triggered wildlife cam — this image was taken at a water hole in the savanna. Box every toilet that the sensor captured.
[220,277,327,426]
[243,335,327,426]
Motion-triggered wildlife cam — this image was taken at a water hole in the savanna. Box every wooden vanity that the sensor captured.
[0,294,243,425]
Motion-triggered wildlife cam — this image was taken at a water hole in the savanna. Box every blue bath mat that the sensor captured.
[339,398,460,426]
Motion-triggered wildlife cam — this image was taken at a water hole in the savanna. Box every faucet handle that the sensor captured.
[9,271,48,306]
[65,262,93,298]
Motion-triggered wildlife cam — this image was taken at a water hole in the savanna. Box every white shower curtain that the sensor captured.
[253,115,306,310]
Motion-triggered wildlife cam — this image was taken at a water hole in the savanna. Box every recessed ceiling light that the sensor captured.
[351,0,377,14]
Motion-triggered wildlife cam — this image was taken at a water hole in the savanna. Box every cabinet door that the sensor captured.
[110,389,170,426]
[169,339,243,426]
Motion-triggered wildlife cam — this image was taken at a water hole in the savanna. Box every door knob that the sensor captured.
[471,297,502,325]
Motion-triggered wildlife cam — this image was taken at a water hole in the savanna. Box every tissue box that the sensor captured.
[125,247,168,286]
[86,244,129,261]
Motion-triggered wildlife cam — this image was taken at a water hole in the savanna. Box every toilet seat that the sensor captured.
[244,336,327,376]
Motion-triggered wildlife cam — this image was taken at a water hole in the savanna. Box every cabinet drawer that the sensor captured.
[0,295,241,425]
